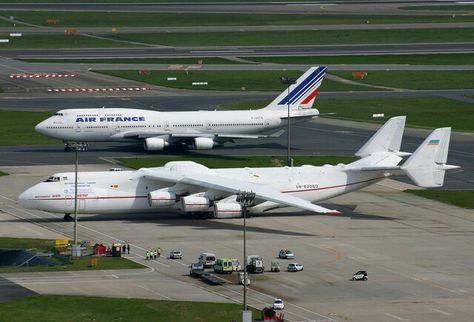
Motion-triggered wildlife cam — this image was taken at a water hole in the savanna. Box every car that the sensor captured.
[278,249,295,259]
[352,270,368,281]
[273,298,284,310]
[169,249,183,259]
[287,262,303,272]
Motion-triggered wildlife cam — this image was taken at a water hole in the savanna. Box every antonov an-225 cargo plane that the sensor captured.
[35,66,327,152]
[20,116,459,221]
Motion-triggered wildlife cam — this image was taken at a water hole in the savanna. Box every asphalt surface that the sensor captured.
[0,0,470,15]
[0,118,471,190]
[3,43,474,59]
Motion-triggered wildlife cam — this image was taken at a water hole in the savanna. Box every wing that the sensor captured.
[113,130,284,141]
[140,168,340,214]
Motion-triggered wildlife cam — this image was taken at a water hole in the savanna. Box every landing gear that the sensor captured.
[63,213,73,222]
[187,212,213,219]
[64,142,88,152]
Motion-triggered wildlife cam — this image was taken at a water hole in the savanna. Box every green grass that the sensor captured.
[0,256,144,273]
[0,170,8,176]
[19,57,242,64]
[103,28,474,46]
[119,155,358,170]
[94,70,369,92]
[405,190,474,209]
[0,33,138,48]
[0,110,60,146]
[244,53,474,65]
[331,70,474,90]
[0,295,259,322]
[0,237,56,251]
[4,11,474,27]
[319,96,474,132]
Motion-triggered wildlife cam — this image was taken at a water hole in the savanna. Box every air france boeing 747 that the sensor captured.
[35,66,327,151]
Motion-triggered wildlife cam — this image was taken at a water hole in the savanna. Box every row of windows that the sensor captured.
[77,114,98,117]
[104,114,122,117]
[173,124,204,127]
[86,126,108,129]
[210,123,264,126]
[46,126,73,129]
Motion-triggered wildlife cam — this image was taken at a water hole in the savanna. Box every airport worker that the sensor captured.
[153,249,157,260]
[127,243,130,254]
[157,247,161,258]
[146,250,150,260]
[122,244,126,253]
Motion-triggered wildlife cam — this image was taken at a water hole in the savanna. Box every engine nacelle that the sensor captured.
[213,202,242,219]
[193,137,214,150]
[148,190,177,207]
[181,196,210,212]
[144,137,167,151]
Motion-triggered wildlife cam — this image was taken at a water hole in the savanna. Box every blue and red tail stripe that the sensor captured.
[278,66,327,106]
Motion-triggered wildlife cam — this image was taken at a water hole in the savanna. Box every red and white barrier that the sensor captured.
[10,73,77,79]
[47,87,150,93]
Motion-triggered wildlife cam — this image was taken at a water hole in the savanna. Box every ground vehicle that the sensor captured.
[198,252,216,268]
[231,258,241,271]
[169,249,182,259]
[271,260,281,272]
[288,263,303,272]
[246,255,264,273]
[352,270,368,281]
[238,272,250,285]
[213,258,234,274]
[278,249,294,259]
[189,262,204,277]
[273,298,285,310]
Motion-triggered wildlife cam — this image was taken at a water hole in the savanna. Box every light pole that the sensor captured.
[72,144,80,257]
[236,190,256,321]
[280,77,297,166]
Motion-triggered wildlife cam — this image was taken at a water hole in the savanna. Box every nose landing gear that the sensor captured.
[63,213,73,222]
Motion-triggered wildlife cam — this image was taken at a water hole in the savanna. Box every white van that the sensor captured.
[198,252,216,268]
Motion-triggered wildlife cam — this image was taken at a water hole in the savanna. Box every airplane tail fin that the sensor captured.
[401,127,459,188]
[355,116,407,158]
[263,66,327,111]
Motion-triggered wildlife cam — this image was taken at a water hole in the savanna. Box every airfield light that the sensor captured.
[236,190,256,319]
[280,76,297,166]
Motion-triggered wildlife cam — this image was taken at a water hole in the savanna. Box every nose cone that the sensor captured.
[35,120,48,135]
[18,188,34,209]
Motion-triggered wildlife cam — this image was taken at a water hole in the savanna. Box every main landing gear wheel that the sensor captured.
[63,213,73,222]
[64,143,89,152]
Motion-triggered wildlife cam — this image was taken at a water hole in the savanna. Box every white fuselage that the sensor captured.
[35,107,304,142]
[19,164,387,215]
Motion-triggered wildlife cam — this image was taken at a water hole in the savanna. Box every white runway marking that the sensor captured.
[384,313,410,321]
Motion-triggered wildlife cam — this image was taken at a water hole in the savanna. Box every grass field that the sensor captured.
[220,96,474,132]
[0,295,259,322]
[20,57,241,64]
[0,33,138,49]
[0,110,59,146]
[401,5,474,11]
[320,96,474,132]
[0,171,8,176]
[4,11,474,27]
[0,237,144,273]
[331,70,474,90]
[405,190,474,209]
[244,53,474,65]
[118,155,358,170]
[104,28,474,47]
[94,69,369,92]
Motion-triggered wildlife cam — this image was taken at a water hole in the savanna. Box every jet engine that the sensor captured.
[144,137,167,151]
[148,190,177,207]
[213,202,242,219]
[193,137,214,150]
[181,196,210,212]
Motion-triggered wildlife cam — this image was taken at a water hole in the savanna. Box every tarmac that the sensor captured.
[1,164,473,321]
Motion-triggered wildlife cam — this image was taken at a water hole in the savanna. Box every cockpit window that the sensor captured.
[44,176,60,182]
[54,112,64,116]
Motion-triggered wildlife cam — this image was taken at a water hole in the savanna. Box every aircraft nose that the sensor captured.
[18,188,34,209]
[35,120,47,134]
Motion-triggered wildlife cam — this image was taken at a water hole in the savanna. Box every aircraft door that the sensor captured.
[206,120,212,131]
[75,124,82,133]
[265,118,270,128]
[164,121,170,132]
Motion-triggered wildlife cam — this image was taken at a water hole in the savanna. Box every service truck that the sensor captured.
[246,255,264,273]
[214,258,233,274]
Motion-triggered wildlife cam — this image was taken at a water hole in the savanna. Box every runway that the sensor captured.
[3,42,474,59]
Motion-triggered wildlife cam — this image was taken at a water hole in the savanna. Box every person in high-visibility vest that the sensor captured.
[157,247,161,258]
[145,250,150,260]
[153,249,157,260]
